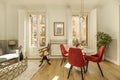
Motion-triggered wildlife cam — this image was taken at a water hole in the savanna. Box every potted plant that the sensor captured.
[97,32,112,50]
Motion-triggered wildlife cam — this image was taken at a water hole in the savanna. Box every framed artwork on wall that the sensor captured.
[54,22,64,36]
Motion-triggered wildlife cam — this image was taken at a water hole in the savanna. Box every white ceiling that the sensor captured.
[0,0,119,11]
[0,0,100,5]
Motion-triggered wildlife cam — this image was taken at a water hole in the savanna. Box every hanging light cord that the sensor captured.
[81,0,84,16]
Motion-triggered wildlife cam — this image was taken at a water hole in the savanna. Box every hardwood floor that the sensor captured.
[31,59,120,80]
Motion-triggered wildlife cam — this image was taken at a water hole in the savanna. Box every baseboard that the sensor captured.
[49,55,62,58]
[27,58,40,60]
[105,57,119,65]
[27,55,62,60]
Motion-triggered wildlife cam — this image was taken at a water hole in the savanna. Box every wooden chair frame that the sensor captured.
[38,43,51,67]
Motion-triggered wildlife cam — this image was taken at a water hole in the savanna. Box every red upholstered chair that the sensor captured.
[67,48,86,80]
[84,45,105,77]
[75,43,80,47]
[60,44,69,65]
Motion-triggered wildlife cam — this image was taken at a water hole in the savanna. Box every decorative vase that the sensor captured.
[19,52,23,61]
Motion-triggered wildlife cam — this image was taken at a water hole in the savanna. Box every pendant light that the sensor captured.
[80,0,85,22]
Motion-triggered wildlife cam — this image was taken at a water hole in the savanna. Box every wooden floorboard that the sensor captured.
[31,59,120,80]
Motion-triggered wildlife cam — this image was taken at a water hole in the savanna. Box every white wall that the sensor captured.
[0,3,6,40]
[47,6,67,41]
[18,10,27,58]
[47,6,68,56]
[88,9,97,51]
[0,3,20,53]
[97,6,103,32]
[0,3,20,40]
[6,5,19,40]
[97,0,120,65]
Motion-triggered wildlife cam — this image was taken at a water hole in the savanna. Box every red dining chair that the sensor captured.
[84,45,105,77]
[60,44,69,65]
[76,43,81,47]
[67,48,86,80]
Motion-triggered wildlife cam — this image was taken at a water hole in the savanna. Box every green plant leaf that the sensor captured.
[97,32,112,50]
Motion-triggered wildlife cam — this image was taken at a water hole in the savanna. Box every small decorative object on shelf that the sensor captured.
[18,45,23,61]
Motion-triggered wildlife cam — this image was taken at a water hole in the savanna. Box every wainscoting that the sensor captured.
[104,39,118,65]
[50,39,67,58]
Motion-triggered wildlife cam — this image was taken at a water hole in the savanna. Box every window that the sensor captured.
[29,14,46,47]
[72,15,87,46]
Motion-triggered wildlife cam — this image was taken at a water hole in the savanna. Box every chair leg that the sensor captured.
[81,67,84,80]
[67,65,73,79]
[97,62,104,77]
[45,56,51,65]
[83,67,86,73]
[64,58,66,62]
[39,56,51,67]
[85,61,89,73]
[61,58,65,65]
[39,57,44,67]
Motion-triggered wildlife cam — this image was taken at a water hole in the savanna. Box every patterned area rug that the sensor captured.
[14,60,40,80]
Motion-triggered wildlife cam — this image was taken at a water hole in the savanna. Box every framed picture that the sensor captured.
[54,22,64,36]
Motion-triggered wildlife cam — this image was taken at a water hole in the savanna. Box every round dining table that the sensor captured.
[82,48,96,55]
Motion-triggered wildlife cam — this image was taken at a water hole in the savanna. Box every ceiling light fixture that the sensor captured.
[80,0,85,22]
